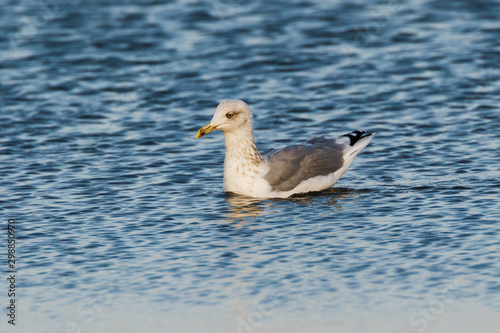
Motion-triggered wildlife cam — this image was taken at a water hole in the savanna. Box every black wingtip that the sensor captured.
[341,130,375,146]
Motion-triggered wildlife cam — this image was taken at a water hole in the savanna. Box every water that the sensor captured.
[1,0,500,332]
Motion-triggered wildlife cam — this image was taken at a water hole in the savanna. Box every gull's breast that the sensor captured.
[223,158,271,196]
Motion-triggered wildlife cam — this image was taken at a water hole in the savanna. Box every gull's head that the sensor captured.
[196,100,253,139]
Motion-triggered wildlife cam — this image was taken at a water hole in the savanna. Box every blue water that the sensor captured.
[1,0,500,332]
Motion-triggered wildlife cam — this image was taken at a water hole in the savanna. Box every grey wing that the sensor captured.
[263,136,346,192]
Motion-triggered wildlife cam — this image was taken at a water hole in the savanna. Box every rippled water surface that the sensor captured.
[1,0,500,332]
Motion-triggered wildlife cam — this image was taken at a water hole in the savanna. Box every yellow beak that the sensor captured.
[196,123,218,139]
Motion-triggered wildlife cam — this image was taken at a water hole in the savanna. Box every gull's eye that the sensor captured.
[226,113,234,119]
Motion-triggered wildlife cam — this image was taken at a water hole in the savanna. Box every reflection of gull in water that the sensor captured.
[196,100,374,198]
[224,188,364,225]
[225,194,267,224]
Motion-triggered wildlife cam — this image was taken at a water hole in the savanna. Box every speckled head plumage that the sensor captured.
[196,99,253,138]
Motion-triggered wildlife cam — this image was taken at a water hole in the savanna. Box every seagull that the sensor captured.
[196,100,374,198]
